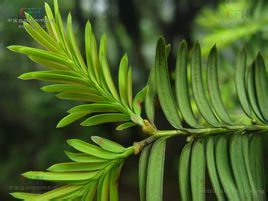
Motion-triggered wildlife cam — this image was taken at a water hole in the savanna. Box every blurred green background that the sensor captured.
[0,0,267,200]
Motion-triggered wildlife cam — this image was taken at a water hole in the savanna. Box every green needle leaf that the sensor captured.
[145,65,156,124]
[8,46,75,70]
[47,162,108,172]
[37,185,82,200]
[44,2,60,41]
[133,86,149,115]
[155,37,181,129]
[67,139,120,160]
[254,53,268,121]
[215,135,240,201]
[206,137,226,201]
[118,54,129,107]
[56,92,103,102]
[247,63,265,122]
[19,71,90,85]
[115,122,136,131]
[41,84,97,94]
[127,67,133,108]
[91,136,126,153]
[85,21,97,83]
[90,30,100,83]
[81,113,130,126]
[54,0,72,58]
[57,112,89,128]
[178,142,192,201]
[146,138,166,201]
[100,54,119,99]
[249,134,266,201]
[241,134,259,201]
[22,171,99,182]
[68,103,122,114]
[82,182,98,200]
[235,48,252,117]
[207,45,232,125]
[139,144,152,201]
[23,22,59,53]
[10,192,39,200]
[66,13,87,74]
[175,40,201,128]
[64,151,108,163]
[190,42,220,126]
[109,164,123,201]
[230,133,252,200]
[97,173,109,201]
[190,138,205,201]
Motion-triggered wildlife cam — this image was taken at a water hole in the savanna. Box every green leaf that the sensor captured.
[64,151,108,163]
[178,142,192,201]
[100,54,119,99]
[90,30,100,83]
[23,21,59,53]
[47,162,108,172]
[155,37,181,129]
[127,67,133,108]
[44,15,55,39]
[190,42,220,126]
[207,45,232,124]
[81,113,130,126]
[19,71,89,85]
[44,2,60,41]
[241,134,259,201]
[206,137,226,201]
[230,133,252,200]
[67,139,121,160]
[67,139,128,160]
[249,134,266,201]
[235,48,252,117]
[97,173,109,201]
[41,84,96,94]
[68,103,122,114]
[190,138,205,201]
[11,192,39,200]
[109,164,123,201]
[133,86,149,115]
[8,46,74,69]
[91,136,126,153]
[66,13,87,74]
[247,63,265,122]
[54,0,72,58]
[146,138,166,201]
[29,56,69,70]
[57,112,89,128]
[22,171,99,182]
[36,185,82,200]
[82,182,97,200]
[254,53,268,121]
[115,122,136,131]
[24,13,61,51]
[139,144,152,201]
[85,21,97,83]
[118,54,129,107]
[215,135,240,201]
[98,34,111,92]
[145,65,156,124]
[56,92,103,102]
[175,40,201,128]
